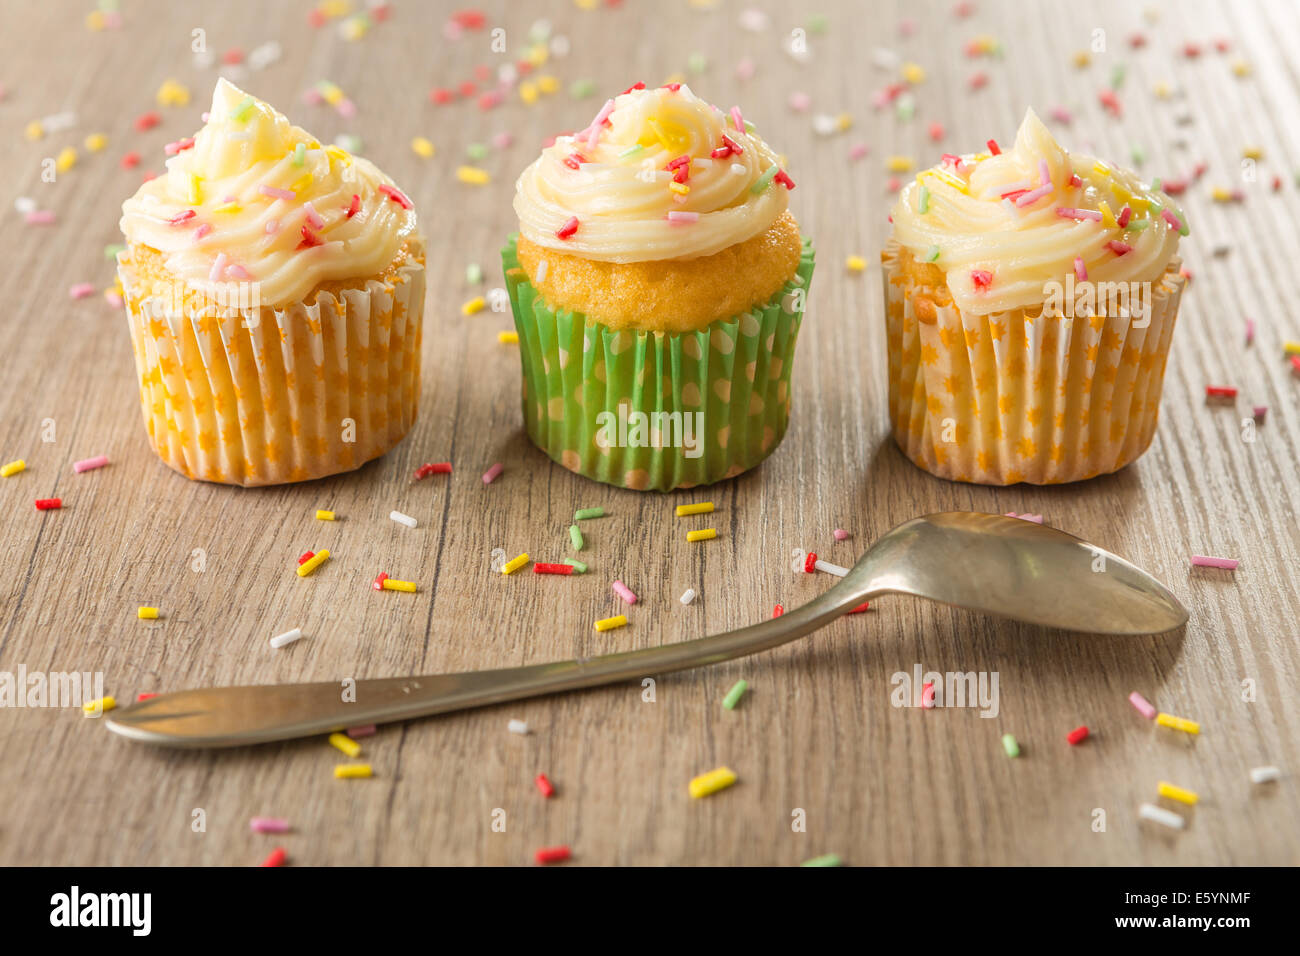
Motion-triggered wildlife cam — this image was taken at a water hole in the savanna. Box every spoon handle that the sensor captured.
[105,582,868,748]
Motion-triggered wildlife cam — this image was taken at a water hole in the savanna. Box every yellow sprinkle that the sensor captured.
[901,62,926,85]
[676,502,714,516]
[1283,342,1300,355]
[537,74,560,95]
[594,614,628,632]
[526,44,548,67]
[461,296,486,316]
[316,509,335,521]
[381,578,417,593]
[846,255,867,273]
[1072,50,1091,68]
[290,173,314,193]
[137,607,159,620]
[329,732,361,757]
[411,136,435,158]
[886,155,915,173]
[498,331,519,344]
[341,15,368,40]
[1242,146,1263,160]
[1210,186,1235,203]
[668,181,690,195]
[188,174,202,205]
[835,112,853,132]
[24,120,43,141]
[82,696,116,714]
[922,167,967,194]
[325,145,352,167]
[84,133,107,153]
[520,81,539,105]
[0,459,25,478]
[321,0,350,17]
[85,9,105,30]
[1099,201,1116,228]
[1157,781,1199,806]
[1153,81,1171,99]
[56,147,77,173]
[502,552,530,575]
[1156,712,1200,735]
[297,548,331,577]
[1231,59,1252,78]
[334,763,373,779]
[457,166,490,185]
[689,766,737,798]
[1093,161,1112,178]
[321,83,344,106]
[213,201,242,214]
[646,116,674,151]
[686,528,717,542]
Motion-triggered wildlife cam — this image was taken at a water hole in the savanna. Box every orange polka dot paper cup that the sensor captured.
[881,239,1186,485]
[118,243,425,486]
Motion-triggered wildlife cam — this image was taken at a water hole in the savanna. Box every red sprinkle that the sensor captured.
[804,552,818,573]
[260,847,287,867]
[1068,173,1082,187]
[556,216,579,240]
[710,146,732,159]
[136,693,157,701]
[774,169,796,190]
[35,498,62,510]
[477,90,503,111]
[298,225,323,248]
[847,601,871,614]
[533,842,569,868]
[458,81,477,98]
[120,151,141,169]
[772,604,785,618]
[672,165,690,184]
[563,153,586,170]
[1099,88,1122,117]
[921,682,935,709]
[452,9,487,29]
[986,138,1001,156]
[345,194,360,218]
[134,111,160,131]
[1205,385,1238,399]
[372,572,389,591]
[971,269,993,291]
[429,87,454,105]
[720,133,744,155]
[1291,355,1300,375]
[664,82,682,92]
[535,774,555,798]
[221,48,244,65]
[167,210,196,226]
[377,184,413,210]
[534,563,574,575]
[621,81,646,94]
[968,72,989,91]
[298,551,316,565]
[1117,205,1132,228]
[1106,240,1132,256]
[665,155,691,170]
[1066,725,1090,746]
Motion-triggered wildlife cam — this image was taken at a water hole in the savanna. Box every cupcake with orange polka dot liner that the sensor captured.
[117,79,425,486]
[503,82,813,491]
[882,109,1188,485]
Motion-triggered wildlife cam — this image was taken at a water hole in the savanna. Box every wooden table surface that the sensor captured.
[1,0,1297,866]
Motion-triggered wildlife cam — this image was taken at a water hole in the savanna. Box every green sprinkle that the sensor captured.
[618,143,644,160]
[230,96,255,122]
[1127,218,1151,231]
[466,142,488,161]
[1002,733,1020,758]
[722,679,748,711]
[750,164,779,194]
[569,78,596,100]
[1130,145,1145,166]
[806,13,828,33]
[465,263,483,285]
[924,244,941,262]
[562,558,587,574]
[1111,63,1126,89]
[569,524,584,552]
[292,143,306,166]
[895,95,915,122]
[743,119,756,134]
[573,507,605,520]
[918,184,930,214]
[800,854,842,867]
[103,243,125,260]
[1150,176,1162,192]
[528,20,551,43]
[688,52,707,74]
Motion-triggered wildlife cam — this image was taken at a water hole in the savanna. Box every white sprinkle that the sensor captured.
[507,718,529,735]
[871,47,900,70]
[247,40,282,71]
[680,588,697,605]
[549,34,570,58]
[1250,765,1281,784]
[1138,803,1185,829]
[536,259,548,283]
[730,163,747,177]
[14,196,36,214]
[390,510,418,528]
[814,559,849,577]
[42,110,77,132]
[694,157,714,169]
[270,627,303,649]
[812,114,838,136]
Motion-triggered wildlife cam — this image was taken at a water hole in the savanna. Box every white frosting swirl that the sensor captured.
[120,79,419,307]
[513,84,790,262]
[890,108,1186,315]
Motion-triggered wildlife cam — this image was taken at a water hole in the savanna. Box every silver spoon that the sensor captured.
[103,512,1186,748]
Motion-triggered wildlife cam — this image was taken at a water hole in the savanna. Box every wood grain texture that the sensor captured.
[1,0,1297,866]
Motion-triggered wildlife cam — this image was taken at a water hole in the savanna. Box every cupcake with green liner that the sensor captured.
[503,82,813,491]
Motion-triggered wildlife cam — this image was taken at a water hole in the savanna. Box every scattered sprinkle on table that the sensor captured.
[574,507,605,520]
[680,588,696,605]
[270,627,303,649]
[1129,691,1157,719]
[249,818,289,834]
[1157,781,1198,806]
[722,680,748,710]
[1066,725,1089,745]
[773,604,784,617]
[1191,555,1238,570]
[390,510,418,528]
[804,552,818,573]
[535,773,555,798]
[498,331,519,344]
[689,766,737,799]
[334,764,373,779]
[1249,766,1281,784]
[35,498,62,511]
[329,732,362,758]
[686,529,717,543]
[260,847,288,867]
[82,696,115,714]
[594,614,627,632]
[137,607,159,620]
[848,601,871,614]
[1156,712,1200,735]
[535,845,570,865]
[508,719,529,735]
[72,454,107,474]
[457,165,490,185]
[297,549,331,576]
[381,578,417,592]
[675,502,714,517]
[1138,803,1184,830]
[846,255,866,273]
[800,854,842,867]
[612,580,637,604]
[534,562,573,575]
[563,558,587,573]
[461,295,486,316]
[502,553,530,575]
[814,559,849,577]
[316,509,335,521]
[1,460,25,478]
[482,462,503,484]
[833,529,849,541]
[1002,733,1020,758]
[569,524,584,551]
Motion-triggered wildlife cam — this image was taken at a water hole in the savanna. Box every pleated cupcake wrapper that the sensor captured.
[882,239,1185,485]
[118,253,424,486]
[503,235,814,491]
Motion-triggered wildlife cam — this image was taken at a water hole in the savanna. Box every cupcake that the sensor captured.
[882,109,1188,485]
[503,82,813,491]
[118,79,424,486]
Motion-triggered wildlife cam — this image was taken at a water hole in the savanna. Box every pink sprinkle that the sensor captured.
[928,122,945,142]
[968,71,989,91]
[164,137,195,156]
[346,724,377,738]
[260,184,296,201]
[209,253,228,283]
[556,216,579,240]
[377,183,413,210]
[1074,256,1088,282]
[1129,692,1157,719]
[849,143,870,161]
[167,210,197,226]
[1160,208,1184,232]
[832,529,849,541]
[264,219,279,234]
[1106,240,1132,256]
[491,131,513,149]
[249,817,290,834]
[730,105,744,132]
[482,462,503,485]
[1191,555,1239,570]
[225,263,252,281]
[1055,206,1102,222]
[337,98,356,118]
[970,269,993,291]
[1245,317,1255,346]
[25,210,55,225]
[194,223,213,240]
[586,98,615,151]
[1039,159,1051,186]
[788,91,811,112]
[68,282,95,300]
[667,211,699,224]
[105,291,123,309]
[612,580,638,605]
[1117,205,1132,228]
[1049,105,1073,124]
[302,202,325,229]
[736,57,755,80]
[73,455,109,473]
[1014,183,1053,207]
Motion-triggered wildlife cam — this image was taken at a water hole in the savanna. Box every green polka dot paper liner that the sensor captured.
[502,235,814,491]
